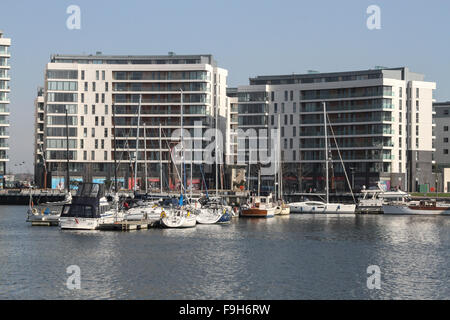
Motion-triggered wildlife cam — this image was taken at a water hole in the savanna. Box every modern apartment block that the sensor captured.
[34,53,229,191]
[34,87,45,186]
[433,101,450,191]
[0,31,11,188]
[232,67,436,193]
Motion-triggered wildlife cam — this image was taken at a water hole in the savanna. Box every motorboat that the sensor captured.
[289,200,355,214]
[26,192,72,226]
[383,200,450,215]
[240,193,276,218]
[358,184,409,213]
[59,183,121,230]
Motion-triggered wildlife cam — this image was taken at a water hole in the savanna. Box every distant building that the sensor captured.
[34,87,45,187]
[34,53,229,191]
[433,101,450,192]
[0,30,11,188]
[232,67,436,193]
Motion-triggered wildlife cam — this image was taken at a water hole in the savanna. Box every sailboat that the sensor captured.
[193,104,231,224]
[160,89,196,228]
[289,102,356,214]
[274,114,290,215]
[27,108,73,225]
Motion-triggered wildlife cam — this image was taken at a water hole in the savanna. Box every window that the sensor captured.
[80,116,84,126]
[399,99,402,110]
[104,151,108,160]
[83,151,87,160]
[293,126,296,136]
[83,128,87,137]
[284,114,287,125]
[84,104,87,114]
[81,93,84,103]
[281,127,285,137]
[284,138,287,148]
[105,82,108,92]
[399,87,402,98]
[101,116,105,126]
[290,114,293,125]
[80,139,84,149]
[95,116,98,126]
[289,138,293,148]
[92,105,95,114]
[416,126,419,136]
[92,82,96,92]
[104,128,108,137]
[444,149,449,154]
[399,137,402,147]
[91,151,95,160]
[416,113,419,123]
[91,128,95,137]
[282,103,285,113]
[293,150,296,161]
[96,70,99,80]
[95,139,98,149]
[102,70,105,80]
[101,139,104,149]
[444,109,449,115]
[293,102,296,113]
[271,91,274,101]
[84,82,88,91]
[290,90,293,101]
[416,88,419,98]
[444,137,449,143]
[101,93,105,103]
[416,138,419,148]
[271,115,274,126]
[274,103,277,113]
[95,93,99,103]
[445,126,449,132]
[105,105,108,114]
[284,91,288,101]
[81,70,85,80]
[416,100,419,111]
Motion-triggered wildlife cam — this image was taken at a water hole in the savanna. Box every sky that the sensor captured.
[1,0,450,174]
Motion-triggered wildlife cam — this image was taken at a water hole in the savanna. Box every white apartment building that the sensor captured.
[233,67,436,193]
[35,53,229,191]
[0,30,11,188]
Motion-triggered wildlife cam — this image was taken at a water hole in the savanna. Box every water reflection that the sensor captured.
[0,207,449,299]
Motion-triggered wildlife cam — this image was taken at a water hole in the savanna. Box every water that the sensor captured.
[0,206,449,299]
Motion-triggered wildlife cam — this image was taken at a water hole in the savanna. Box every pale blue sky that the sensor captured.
[1,0,449,173]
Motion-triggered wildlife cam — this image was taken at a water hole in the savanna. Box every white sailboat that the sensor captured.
[160,89,196,228]
[289,102,356,214]
[274,114,290,215]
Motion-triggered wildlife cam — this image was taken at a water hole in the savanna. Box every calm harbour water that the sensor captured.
[0,205,449,300]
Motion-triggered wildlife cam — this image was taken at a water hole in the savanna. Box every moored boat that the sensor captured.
[240,193,276,218]
[383,200,450,215]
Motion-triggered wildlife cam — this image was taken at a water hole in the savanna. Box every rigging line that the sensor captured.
[326,113,356,204]
[160,127,190,204]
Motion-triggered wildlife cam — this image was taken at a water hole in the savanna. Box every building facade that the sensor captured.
[0,30,11,188]
[433,101,450,192]
[35,53,229,191]
[232,67,436,193]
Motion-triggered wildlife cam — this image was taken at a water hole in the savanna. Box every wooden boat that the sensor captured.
[240,194,276,218]
[383,200,450,215]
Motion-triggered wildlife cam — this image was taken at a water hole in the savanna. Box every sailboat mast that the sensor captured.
[323,101,329,204]
[144,123,148,194]
[159,123,163,193]
[180,89,184,196]
[134,94,142,193]
[215,105,218,198]
[113,103,118,192]
[278,113,282,201]
[65,106,70,193]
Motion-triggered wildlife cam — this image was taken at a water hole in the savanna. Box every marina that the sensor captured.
[1,204,450,300]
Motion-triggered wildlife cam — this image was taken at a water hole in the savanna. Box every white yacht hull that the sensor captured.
[289,202,356,214]
[196,207,223,224]
[160,209,197,228]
